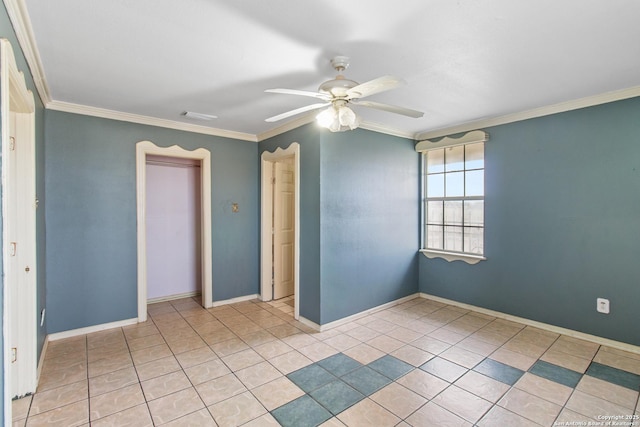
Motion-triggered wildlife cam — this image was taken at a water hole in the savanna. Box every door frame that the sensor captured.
[1,38,37,411]
[260,142,300,319]
[136,141,212,322]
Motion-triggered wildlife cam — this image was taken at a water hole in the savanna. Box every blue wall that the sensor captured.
[1,1,48,409]
[419,96,640,346]
[260,125,420,325]
[319,129,419,323]
[44,111,259,333]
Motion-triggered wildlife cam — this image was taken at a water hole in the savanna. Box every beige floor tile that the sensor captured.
[89,383,145,421]
[37,363,87,392]
[575,375,639,410]
[490,347,537,371]
[319,417,347,427]
[598,346,640,361]
[268,350,313,375]
[432,385,492,423]
[184,358,231,385]
[241,330,278,347]
[440,345,485,369]
[593,349,640,375]
[135,355,181,381]
[12,395,32,421]
[566,390,636,420]
[396,369,449,399]
[253,339,294,359]
[454,370,510,403]
[123,324,159,340]
[513,326,559,347]
[455,337,499,357]
[125,333,165,352]
[297,341,339,362]
[141,370,192,401]
[243,413,281,427]
[281,332,320,348]
[147,387,205,425]
[323,333,361,351]
[266,323,302,339]
[209,391,267,427]
[406,401,472,427]
[175,346,218,369]
[549,335,600,360]
[514,372,573,406]
[337,398,400,427]
[370,382,427,418]
[391,345,434,367]
[469,329,512,347]
[221,348,265,371]
[540,348,592,373]
[88,353,133,378]
[554,408,597,425]
[235,361,282,389]
[251,376,305,411]
[90,403,153,427]
[195,374,247,406]
[87,344,129,363]
[477,405,540,427]
[41,354,86,375]
[428,328,467,345]
[481,319,525,338]
[342,343,386,365]
[344,325,382,342]
[25,399,88,427]
[87,330,126,350]
[410,336,451,355]
[161,408,217,426]
[166,336,208,354]
[366,335,405,353]
[130,343,173,365]
[89,367,138,397]
[498,387,562,426]
[30,380,88,416]
[210,337,249,357]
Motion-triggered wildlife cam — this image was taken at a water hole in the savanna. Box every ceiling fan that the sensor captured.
[265,56,424,132]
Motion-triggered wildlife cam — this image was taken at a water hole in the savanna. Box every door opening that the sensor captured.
[260,143,300,319]
[136,141,213,322]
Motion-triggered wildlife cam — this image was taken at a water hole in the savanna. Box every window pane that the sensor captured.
[427,149,444,174]
[464,200,484,227]
[464,227,484,255]
[444,226,463,252]
[465,170,484,196]
[427,225,443,250]
[427,173,444,197]
[445,146,464,172]
[427,201,443,224]
[465,143,484,170]
[444,201,463,226]
[445,172,464,197]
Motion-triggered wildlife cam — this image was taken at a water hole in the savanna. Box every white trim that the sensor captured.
[256,115,315,142]
[420,293,640,355]
[147,291,201,304]
[415,130,488,152]
[358,121,415,140]
[2,0,52,105]
[260,143,300,320]
[210,294,260,308]
[36,336,49,383]
[297,316,321,332]
[47,318,138,341]
[415,86,640,141]
[48,100,257,142]
[419,249,486,265]
[136,141,213,323]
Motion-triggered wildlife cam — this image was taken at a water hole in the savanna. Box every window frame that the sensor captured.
[416,130,488,264]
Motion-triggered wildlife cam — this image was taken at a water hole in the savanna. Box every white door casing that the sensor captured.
[136,141,212,322]
[260,143,300,319]
[273,159,295,299]
[1,38,38,409]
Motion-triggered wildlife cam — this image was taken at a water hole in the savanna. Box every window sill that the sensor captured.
[419,249,486,265]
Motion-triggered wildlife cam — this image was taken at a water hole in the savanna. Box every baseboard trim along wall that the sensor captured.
[147,291,201,304]
[211,294,260,307]
[420,293,640,355]
[47,318,139,342]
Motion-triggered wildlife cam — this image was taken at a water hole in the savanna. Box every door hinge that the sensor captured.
[10,242,17,256]
[9,136,16,151]
[11,348,17,363]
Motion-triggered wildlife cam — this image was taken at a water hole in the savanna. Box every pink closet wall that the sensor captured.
[146,156,201,300]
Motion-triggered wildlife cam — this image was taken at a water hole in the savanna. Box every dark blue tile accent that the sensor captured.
[287,364,336,393]
[528,360,582,388]
[586,362,640,391]
[473,358,525,385]
[317,353,362,377]
[368,355,414,380]
[341,366,392,396]
[420,357,468,382]
[309,380,365,415]
[272,395,332,427]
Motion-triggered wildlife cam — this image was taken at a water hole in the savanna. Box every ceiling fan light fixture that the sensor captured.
[316,104,360,132]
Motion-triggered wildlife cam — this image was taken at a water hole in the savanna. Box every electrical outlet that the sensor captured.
[596,298,610,314]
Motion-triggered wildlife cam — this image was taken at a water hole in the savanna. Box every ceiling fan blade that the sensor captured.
[353,100,424,118]
[265,102,331,122]
[346,75,406,99]
[265,88,330,100]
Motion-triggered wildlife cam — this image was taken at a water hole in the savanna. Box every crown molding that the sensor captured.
[256,114,315,141]
[358,121,415,140]
[47,100,258,142]
[415,85,640,141]
[3,0,51,104]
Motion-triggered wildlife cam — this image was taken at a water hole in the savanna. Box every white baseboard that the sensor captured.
[36,336,49,382]
[148,291,201,304]
[47,318,139,341]
[420,293,640,355]
[211,294,260,307]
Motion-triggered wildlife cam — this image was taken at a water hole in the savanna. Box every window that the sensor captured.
[416,131,487,264]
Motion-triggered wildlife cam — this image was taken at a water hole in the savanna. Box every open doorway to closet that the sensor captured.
[260,143,300,319]
[136,141,212,322]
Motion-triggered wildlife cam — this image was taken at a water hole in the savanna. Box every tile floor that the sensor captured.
[12,295,640,426]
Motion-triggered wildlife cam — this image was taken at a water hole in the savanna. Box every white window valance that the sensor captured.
[415,130,488,152]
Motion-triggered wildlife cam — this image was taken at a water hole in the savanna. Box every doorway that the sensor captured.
[260,143,300,319]
[1,39,38,405]
[136,141,213,322]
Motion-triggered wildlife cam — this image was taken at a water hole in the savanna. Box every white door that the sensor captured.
[273,159,295,299]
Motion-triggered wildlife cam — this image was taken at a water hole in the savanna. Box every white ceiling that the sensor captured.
[20,0,640,139]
